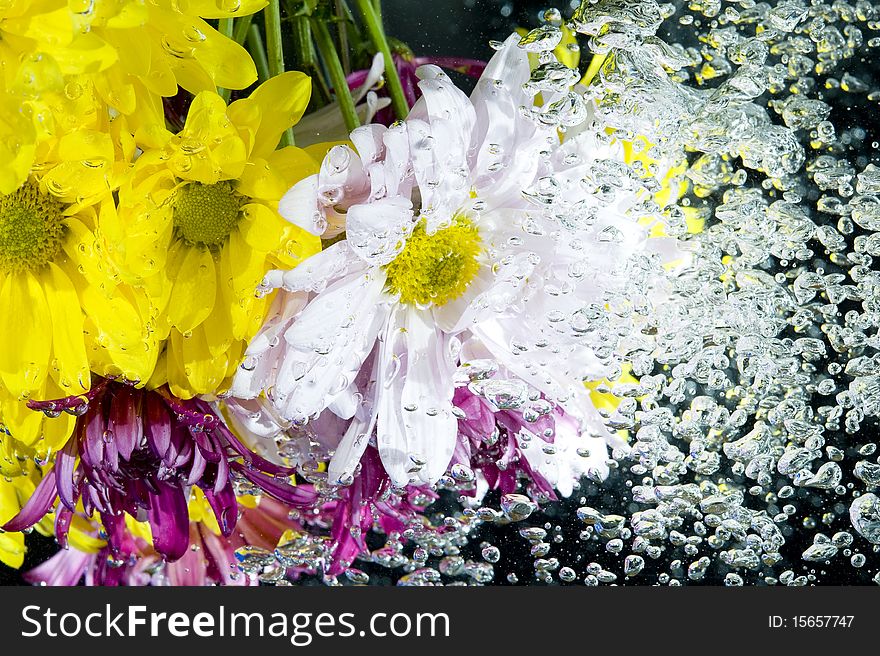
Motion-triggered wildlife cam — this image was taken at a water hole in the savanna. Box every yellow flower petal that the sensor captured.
[168,56,216,97]
[130,82,173,148]
[0,392,43,447]
[103,2,149,29]
[238,203,286,252]
[79,282,153,382]
[0,272,51,396]
[224,230,265,339]
[43,263,90,394]
[183,0,269,19]
[167,245,217,334]
[137,37,178,97]
[172,91,247,183]
[125,514,153,543]
[200,291,235,358]
[92,60,138,115]
[57,129,115,163]
[180,324,228,395]
[40,410,76,454]
[147,10,257,92]
[0,532,25,569]
[3,6,75,47]
[165,330,192,399]
[236,147,319,202]
[0,98,37,195]
[188,487,221,535]
[50,32,119,76]
[67,514,106,554]
[222,339,245,380]
[61,216,115,291]
[229,71,312,161]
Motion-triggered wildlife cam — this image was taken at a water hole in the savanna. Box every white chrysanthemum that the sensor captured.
[231,35,674,487]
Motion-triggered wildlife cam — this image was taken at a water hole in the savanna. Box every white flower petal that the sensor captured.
[327,379,360,420]
[352,52,386,103]
[346,195,414,266]
[278,175,323,235]
[327,411,376,486]
[399,307,458,485]
[230,292,307,398]
[407,65,476,222]
[381,124,414,199]
[376,306,411,486]
[223,397,284,440]
[328,359,380,485]
[272,272,389,422]
[470,36,549,201]
[275,241,366,294]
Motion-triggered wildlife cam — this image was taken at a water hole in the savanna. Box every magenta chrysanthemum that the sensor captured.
[4,379,318,561]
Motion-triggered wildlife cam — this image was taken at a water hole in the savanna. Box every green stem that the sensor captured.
[354,0,408,120]
[335,0,351,74]
[312,17,360,133]
[218,18,235,101]
[219,17,234,38]
[233,14,254,45]
[310,63,333,105]
[287,11,332,106]
[264,1,286,78]
[290,14,313,69]
[263,2,294,146]
[247,24,271,83]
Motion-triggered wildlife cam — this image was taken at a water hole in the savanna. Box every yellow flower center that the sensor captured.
[0,180,67,274]
[172,181,245,247]
[384,215,482,307]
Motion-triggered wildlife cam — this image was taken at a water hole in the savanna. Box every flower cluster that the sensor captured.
[0,3,680,584]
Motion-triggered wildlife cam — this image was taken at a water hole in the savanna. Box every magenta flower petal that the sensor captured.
[2,468,58,532]
[187,447,207,485]
[191,428,221,463]
[55,438,80,512]
[345,68,371,90]
[23,549,92,586]
[145,393,171,458]
[148,481,190,561]
[108,385,142,461]
[229,462,319,506]
[83,407,105,466]
[217,422,295,475]
[199,478,237,537]
[54,506,74,549]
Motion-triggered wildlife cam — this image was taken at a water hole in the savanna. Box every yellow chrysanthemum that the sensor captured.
[0,128,157,457]
[0,0,266,193]
[105,71,322,399]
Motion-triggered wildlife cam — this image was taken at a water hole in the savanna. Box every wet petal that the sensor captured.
[0,272,51,396]
[145,393,171,458]
[167,245,217,334]
[43,264,89,394]
[108,385,142,461]
[148,482,190,561]
[199,476,237,536]
[55,438,80,512]
[229,71,312,160]
[2,468,58,532]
